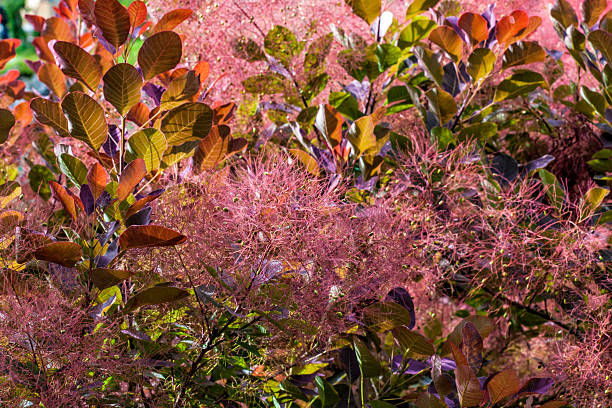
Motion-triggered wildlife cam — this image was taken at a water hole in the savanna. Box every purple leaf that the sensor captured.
[125,206,152,226]
[143,82,164,105]
[25,60,42,74]
[481,4,496,28]
[344,80,370,102]
[311,145,337,173]
[518,378,554,395]
[103,125,120,157]
[93,28,117,55]
[267,55,292,79]
[80,184,95,215]
[445,17,469,44]
[96,190,112,210]
[95,239,118,268]
[385,287,416,329]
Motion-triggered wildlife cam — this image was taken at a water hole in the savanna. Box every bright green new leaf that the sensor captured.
[431,126,454,149]
[584,187,609,211]
[538,169,565,211]
[406,0,440,19]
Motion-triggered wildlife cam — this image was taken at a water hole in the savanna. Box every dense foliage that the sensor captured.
[0,0,609,407]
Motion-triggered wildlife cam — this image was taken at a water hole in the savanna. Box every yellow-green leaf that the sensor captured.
[346,115,376,157]
[345,0,381,24]
[161,102,213,146]
[127,129,168,172]
[502,41,546,70]
[467,48,496,81]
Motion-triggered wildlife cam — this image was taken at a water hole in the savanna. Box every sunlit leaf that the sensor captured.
[588,29,612,63]
[138,31,182,80]
[347,115,376,157]
[161,102,213,146]
[502,41,546,69]
[289,149,320,176]
[127,129,168,172]
[87,162,109,201]
[495,10,528,45]
[193,125,230,170]
[451,343,484,407]
[582,0,607,27]
[584,187,609,211]
[315,104,344,148]
[54,41,103,91]
[429,26,462,61]
[550,0,579,35]
[49,181,77,221]
[128,0,147,28]
[467,48,496,81]
[160,70,200,109]
[103,63,143,116]
[94,0,131,49]
[414,46,443,87]
[152,9,192,34]
[458,12,488,45]
[61,92,108,150]
[494,70,548,102]
[38,63,67,98]
[264,25,299,68]
[406,0,440,19]
[345,0,381,24]
[117,158,146,201]
[398,18,437,49]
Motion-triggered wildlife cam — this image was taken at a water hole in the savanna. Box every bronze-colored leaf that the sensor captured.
[94,0,131,49]
[128,0,147,28]
[38,63,67,98]
[194,125,230,170]
[42,17,74,42]
[49,181,77,221]
[87,162,109,201]
[393,326,435,356]
[212,102,236,125]
[315,104,343,148]
[451,343,484,407]
[502,41,546,69]
[119,224,187,250]
[160,70,200,109]
[124,285,189,312]
[53,41,103,91]
[0,210,23,234]
[461,322,483,373]
[103,63,143,116]
[429,25,463,61]
[34,241,82,267]
[0,109,15,144]
[127,102,150,126]
[117,158,146,201]
[61,92,108,150]
[30,98,70,137]
[289,149,320,176]
[138,31,182,80]
[151,9,192,34]
[458,12,489,45]
[487,370,520,404]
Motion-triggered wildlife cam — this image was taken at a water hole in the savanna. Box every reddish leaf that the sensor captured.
[458,12,489,44]
[25,14,45,32]
[128,0,148,29]
[0,210,23,234]
[487,370,520,404]
[16,232,53,263]
[125,189,164,218]
[87,162,108,200]
[194,60,209,82]
[33,37,55,63]
[212,102,236,125]
[117,158,146,201]
[38,63,67,98]
[315,104,343,148]
[34,241,82,267]
[13,102,33,125]
[78,0,96,25]
[42,17,74,42]
[0,39,19,70]
[194,125,230,170]
[54,41,103,91]
[451,343,484,407]
[496,10,529,45]
[126,102,150,126]
[49,181,77,221]
[119,225,186,249]
[152,9,193,34]
[461,322,483,373]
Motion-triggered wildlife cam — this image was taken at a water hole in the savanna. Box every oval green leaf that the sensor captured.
[161,102,213,146]
[467,48,496,81]
[502,41,546,69]
[345,0,381,24]
[58,153,88,186]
